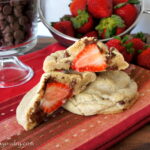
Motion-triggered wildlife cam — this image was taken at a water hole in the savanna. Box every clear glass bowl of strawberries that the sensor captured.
[38,0,145,46]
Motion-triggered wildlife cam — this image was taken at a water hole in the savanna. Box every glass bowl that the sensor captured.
[38,0,145,46]
[0,0,38,88]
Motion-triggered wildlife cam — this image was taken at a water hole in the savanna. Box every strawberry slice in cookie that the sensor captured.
[43,37,129,73]
[41,82,72,113]
[16,71,96,130]
[72,43,107,72]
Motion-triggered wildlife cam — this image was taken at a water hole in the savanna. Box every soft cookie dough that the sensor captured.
[16,71,96,130]
[63,71,138,116]
[43,37,129,72]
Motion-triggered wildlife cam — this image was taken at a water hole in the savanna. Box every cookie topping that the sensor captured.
[118,100,126,105]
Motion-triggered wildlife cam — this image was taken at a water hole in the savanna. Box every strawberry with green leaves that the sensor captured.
[53,21,75,37]
[69,0,87,17]
[137,48,150,69]
[87,0,113,18]
[95,15,125,39]
[113,0,139,6]
[71,10,93,33]
[114,0,140,27]
[106,36,135,62]
[113,0,128,6]
[126,38,145,54]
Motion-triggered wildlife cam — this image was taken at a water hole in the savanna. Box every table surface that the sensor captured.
[31,37,150,150]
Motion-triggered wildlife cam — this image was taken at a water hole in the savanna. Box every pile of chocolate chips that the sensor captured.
[0,0,37,47]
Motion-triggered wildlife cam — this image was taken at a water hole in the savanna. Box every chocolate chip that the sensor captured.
[2,26,13,34]
[64,51,70,57]
[0,0,37,47]
[0,20,7,30]
[14,29,24,40]
[10,22,20,30]
[107,65,118,70]
[14,6,23,17]
[19,16,28,25]
[0,5,3,12]
[0,12,4,20]
[3,5,12,15]
[20,0,28,5]
[4,33,13,42]
[118,100,126,105]
[70,79,77,87]
[10,0,20,6]
[7,15,15,23]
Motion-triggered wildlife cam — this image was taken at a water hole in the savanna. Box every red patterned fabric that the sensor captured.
[0,43,150,150]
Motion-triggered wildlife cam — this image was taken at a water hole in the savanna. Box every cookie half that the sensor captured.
[16,71,96,130]
[63,71,138,116]
[43,37,129,73]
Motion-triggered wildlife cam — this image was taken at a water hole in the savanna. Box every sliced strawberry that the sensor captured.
[41,82,72,113]
[72,43,107,72]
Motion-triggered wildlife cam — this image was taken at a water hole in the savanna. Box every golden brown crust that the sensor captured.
[16,71,96,130]
[63,71,138,116]
[43,37,129,73]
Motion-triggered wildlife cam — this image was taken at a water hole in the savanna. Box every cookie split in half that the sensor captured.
[43,37,129,73]
[16,71,96,130]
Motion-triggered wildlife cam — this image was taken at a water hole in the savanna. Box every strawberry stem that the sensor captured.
[114,2,127,9]
[134,32,147,42]
[71,10,89,29]
[124,42,134,54]
[95,15,125,38]
[128,0,140,4]
[121,35,129,43]
[114,0,140,9]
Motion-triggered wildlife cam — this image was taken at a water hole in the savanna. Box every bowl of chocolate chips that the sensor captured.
[0,0,38,55]
[0,0,38,88]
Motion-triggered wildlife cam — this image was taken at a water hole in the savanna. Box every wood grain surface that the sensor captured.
[30,36,150,150]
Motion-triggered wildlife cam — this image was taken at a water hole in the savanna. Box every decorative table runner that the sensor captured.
[0,43,150,150]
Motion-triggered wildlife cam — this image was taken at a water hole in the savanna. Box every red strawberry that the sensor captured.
[114,3,138,27]
[53,21,75,37]
[41,82,72,113]
[137,48,150,69]
[71,10,93,33]
[87,0,113,18]
[120,47,134,62]
[72,43,107,72]
[106,39,125,51]
[126,38,145,53]
[113,0,128,5]
[116,26,126,35]
[95,15,125,38]
[106,38,134,62]
[83,31,98,38]
[70,0,87,16]
[101,29,107,39]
